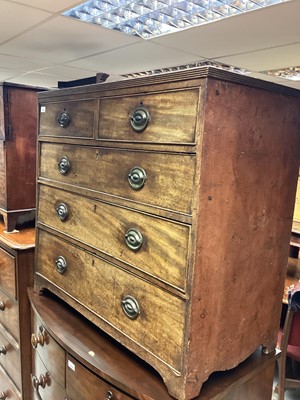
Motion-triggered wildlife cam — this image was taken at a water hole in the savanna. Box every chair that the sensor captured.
[276,285,300,400]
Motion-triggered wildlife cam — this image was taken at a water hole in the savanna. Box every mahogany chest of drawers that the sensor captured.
[29,289,278,400]
[34,67,300,400]
[0,83,42,232]
[0,223,34,399]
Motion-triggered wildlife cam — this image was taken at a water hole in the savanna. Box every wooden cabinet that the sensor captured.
[0,83,42,232]
[0,223,34,399]
[29,289,278,400]
[34,67,300,399]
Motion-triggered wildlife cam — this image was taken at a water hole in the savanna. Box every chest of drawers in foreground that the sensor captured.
[0,223,34,399]
[35,66,300,400]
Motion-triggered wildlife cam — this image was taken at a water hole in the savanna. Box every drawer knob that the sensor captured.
[130,106,150,132]
[128,167,147,190]
[0,345,7,355]
[0,391,6,399]
[57,111,71,128]
[31,329,46,349]
[121,295,140,320]
[105,391,114,400]
[31,372,50,391]
[58,156,71,175]
[56,203,69,221]
[55,256,68,274]
[0,302,5,311]
[125,228,143,251]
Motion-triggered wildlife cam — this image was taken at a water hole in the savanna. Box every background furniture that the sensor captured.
[34,67,300,399]
[29,288,279,400]
[0,82,42,232]
[0,222,34,399]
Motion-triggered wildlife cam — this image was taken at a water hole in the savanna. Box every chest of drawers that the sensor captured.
[0,83,42,232]
[34,67,300,400]
[29,288,278,400]
[0,223,34,399]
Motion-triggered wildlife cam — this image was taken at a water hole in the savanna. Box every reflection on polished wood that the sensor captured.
[283,257,300,304]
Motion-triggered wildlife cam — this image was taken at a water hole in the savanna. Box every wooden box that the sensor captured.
[0,83,42,232]
[34,67,300,400]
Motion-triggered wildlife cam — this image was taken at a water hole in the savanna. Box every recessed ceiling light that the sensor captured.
[63,0,288,39]
[264,66,300,81]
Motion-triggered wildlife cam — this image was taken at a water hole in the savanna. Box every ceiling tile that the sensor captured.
[0,15,140,63]
[6,71,59,88]
[12,0,84,13]
[67,42,204,75]
[34,65,96,81]
[0,67,21,81]
[151,1,300,59]
[0,0,51,44]
[213,43,300,72]
[0,53,52,71]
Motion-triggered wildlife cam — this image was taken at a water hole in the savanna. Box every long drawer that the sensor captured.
[36,230,186,373]
[98,88,200,144]
[38,185,190,291]
[0,367,19,400]
[0,248,16,300]
[0,329,20,391]
[0,290,18,342]
[66,355,134,400]
[39,143,196,215]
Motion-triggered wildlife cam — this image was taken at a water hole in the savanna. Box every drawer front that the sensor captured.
[0,290,18,342]
[0,248,16,300]
[39,143,195,215]
[98,89,199,144]
[0,142,6,208]
[36,230,185,372]
[39,99,96,138]
[32,315,65,388]
[32,351,66,400]
[0,330,20,391]
[38,185,190,290]
[66,355,133,400]
[0,367,19,400]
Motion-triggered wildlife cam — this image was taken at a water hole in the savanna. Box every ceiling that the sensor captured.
[0,0,300,89]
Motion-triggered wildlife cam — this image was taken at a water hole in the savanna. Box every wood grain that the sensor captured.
[39,142,196,216]
[0,328,21,390]
[98,88,199,144]
[38,184,190,291]
[39,98,96,138]
[36,229,186,371]
[0,247,16,300]
[0,290,19,341]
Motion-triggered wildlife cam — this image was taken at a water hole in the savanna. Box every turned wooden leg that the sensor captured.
[3,212,18,232]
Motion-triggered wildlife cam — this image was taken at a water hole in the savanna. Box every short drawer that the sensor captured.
[39,143,196,215]
[31,316,65,388]
[36,230,186,373]
[66,355,133,400]
[38,185,190,291]
[39,99,96,138]
[0,248,16,301]
[0,367,19,400]
[0,329,21,391]
[0,290,18,341]
[98,88,199,144]
[32,350,66,400]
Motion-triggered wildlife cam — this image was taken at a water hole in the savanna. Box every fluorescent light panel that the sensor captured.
[63,0,288,39]
[265,66,300,81]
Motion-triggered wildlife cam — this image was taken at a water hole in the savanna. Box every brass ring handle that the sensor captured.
[125,228,143,252]
[105,390,114,399]
[0,302,5,311]
[121,295,140,320]
[55,256,67,274]
[0,391,6,399]
[0,345,7,355]
[128,167,147,190]
[130,106,150,132]
[57,111,71,128]
[31,330,46,349]
[58,156,71,175]
[56,203,69,221]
